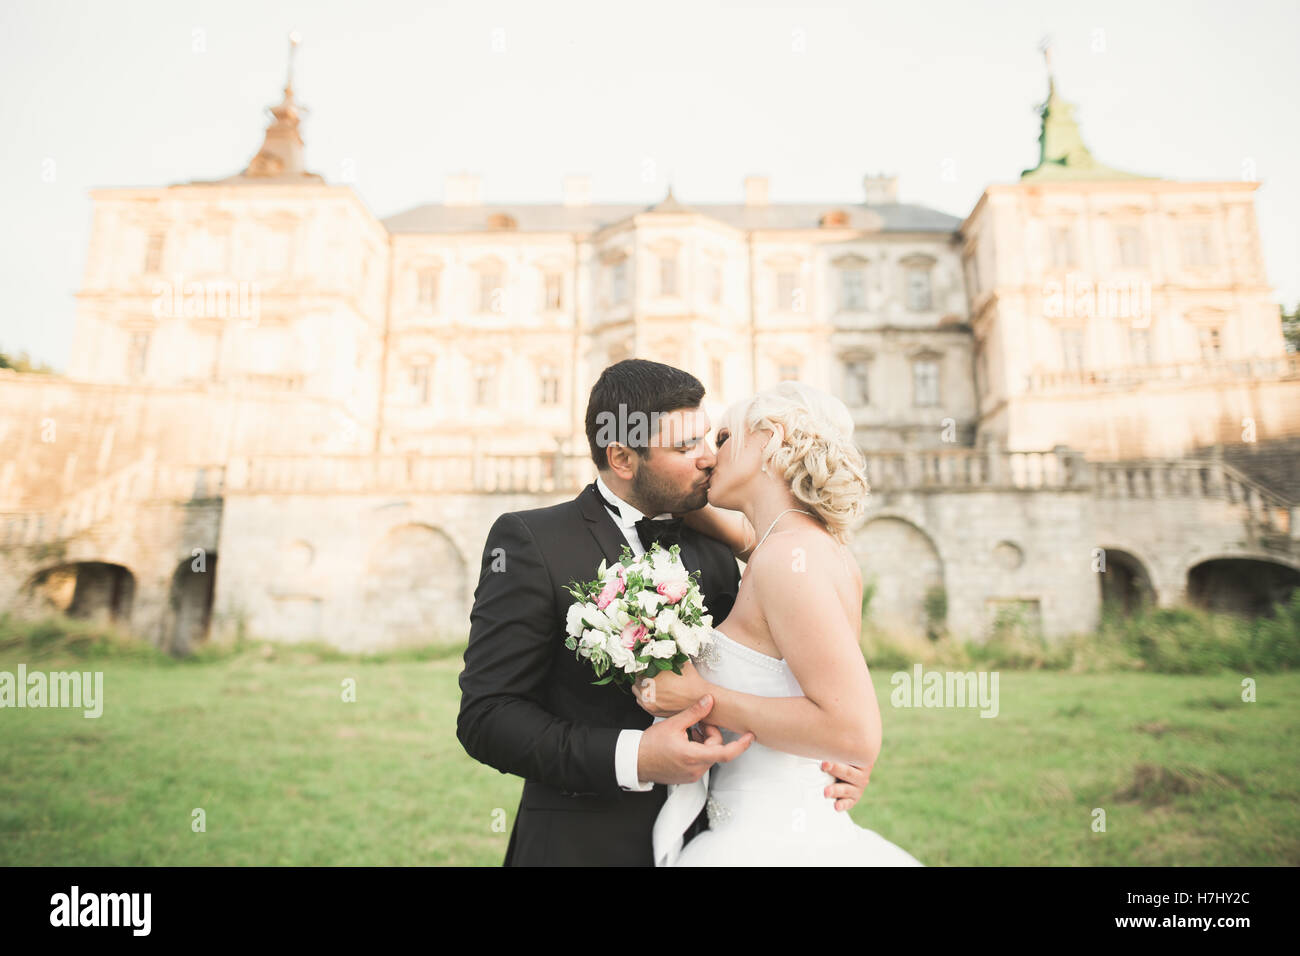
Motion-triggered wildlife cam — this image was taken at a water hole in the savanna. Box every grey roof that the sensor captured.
[381,201,962,235]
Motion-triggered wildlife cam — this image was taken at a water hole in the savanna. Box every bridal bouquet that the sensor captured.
[564,542,715,687]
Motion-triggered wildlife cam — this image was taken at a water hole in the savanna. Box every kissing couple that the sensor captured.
[457,358,923,866]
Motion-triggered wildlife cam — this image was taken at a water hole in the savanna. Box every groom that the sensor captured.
[457,359,866,865]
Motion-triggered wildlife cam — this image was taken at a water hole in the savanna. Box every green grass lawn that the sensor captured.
[1,643,1297,865]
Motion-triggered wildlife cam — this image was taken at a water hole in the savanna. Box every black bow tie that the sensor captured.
[634,515,683,552]
[596,487,683,552]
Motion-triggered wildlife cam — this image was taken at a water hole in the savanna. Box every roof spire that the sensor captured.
[1019,38,1152,182]
[646,181,691,214]
[285,30,300,93]
[235,30,322,181]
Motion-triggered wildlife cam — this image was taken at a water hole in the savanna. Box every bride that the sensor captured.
[633,381,923,866]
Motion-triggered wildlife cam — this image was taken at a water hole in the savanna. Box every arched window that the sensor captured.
[417,268,440,309]
[911,353,941,406]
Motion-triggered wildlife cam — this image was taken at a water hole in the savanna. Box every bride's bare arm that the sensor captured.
[678,503,757,562]
[638,534,881,767]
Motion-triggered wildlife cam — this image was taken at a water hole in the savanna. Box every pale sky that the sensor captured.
[2,0,1296,369]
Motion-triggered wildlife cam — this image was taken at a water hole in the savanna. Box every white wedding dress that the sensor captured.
[653,627,924,867]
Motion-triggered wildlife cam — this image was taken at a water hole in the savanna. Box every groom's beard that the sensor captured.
[633,464,710,515]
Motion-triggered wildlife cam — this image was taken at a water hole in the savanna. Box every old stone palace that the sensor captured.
[2,55,1297,652]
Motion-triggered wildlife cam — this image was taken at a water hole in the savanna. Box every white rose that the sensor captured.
[645,639,677,659]
[580,629,606,651]
[653,607,679,638]
[566,602,586,638]
[581,604,610,632]
[676,626,701,657]
[650,548,689,586]
[636,590,663,617]
[606,638,635,670]
[669,614,694,642]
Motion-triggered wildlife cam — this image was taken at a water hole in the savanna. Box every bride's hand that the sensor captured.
[822,760,872,812]
[631,660,710,717]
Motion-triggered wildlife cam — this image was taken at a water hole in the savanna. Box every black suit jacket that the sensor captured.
[456,481,741,866]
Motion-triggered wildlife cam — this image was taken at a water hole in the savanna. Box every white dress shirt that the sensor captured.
[595,473,675,792]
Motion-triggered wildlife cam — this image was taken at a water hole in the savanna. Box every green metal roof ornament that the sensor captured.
[1020,40,1157,182]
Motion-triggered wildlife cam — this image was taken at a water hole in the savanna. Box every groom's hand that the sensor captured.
[822,760,871,812]
[689,721,724,745]
[637,694,754,785]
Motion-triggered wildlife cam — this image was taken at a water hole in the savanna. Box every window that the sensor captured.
[543,272,563,310]
[410,363,431,404]
[843,358,870,405]
[659,256,677,296]
[127,330,150,379]
[473,362,497,406]
[1115,225,1146,268]
[1181,223,1216,268]
[539,363,560,406]
[611,260,628,304]
[840,269,866,310]
[778,362,800,382]
[478,271,504,313]
[776,271,798,311]
[906,267,933,311]
[913,358,940,406]
[1197,326,1222,362]
[261,229,292,275]
[144,232,165,274]
[708,263,723,304]
[1129,328,1152,366]
[196,329,222,382]
[1050,225,1076,269]
[417,269,439,309]
[1060,328,1085,371]
[1129,327,1152,366]
[200,227,231,273]
[964,255,980,297]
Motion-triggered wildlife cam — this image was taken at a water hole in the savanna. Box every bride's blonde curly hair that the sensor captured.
[720,380,870,544]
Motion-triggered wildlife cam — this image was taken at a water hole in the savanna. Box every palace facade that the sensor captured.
[2,54,1297,652]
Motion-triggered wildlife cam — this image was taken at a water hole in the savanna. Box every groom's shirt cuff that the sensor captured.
[615,729,653,791]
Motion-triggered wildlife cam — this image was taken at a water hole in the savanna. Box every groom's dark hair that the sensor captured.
[585,359,705,470]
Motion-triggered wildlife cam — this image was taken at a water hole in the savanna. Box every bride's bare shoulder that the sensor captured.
[747,527,859,590]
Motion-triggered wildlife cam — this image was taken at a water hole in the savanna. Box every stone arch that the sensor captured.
[361,523,468,647]
[21,561,136,625]
[165,552,218,654]
[1097,546,1156,615]
[851,516,945,638]
[1186,556,1300,617]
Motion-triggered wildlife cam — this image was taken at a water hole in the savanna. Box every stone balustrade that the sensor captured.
[3,446,1294,547]
[1023,354,1300,393]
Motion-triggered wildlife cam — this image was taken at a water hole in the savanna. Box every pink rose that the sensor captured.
[620,621,647,649]
[657,581,689,604]
[596,577,624,609]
